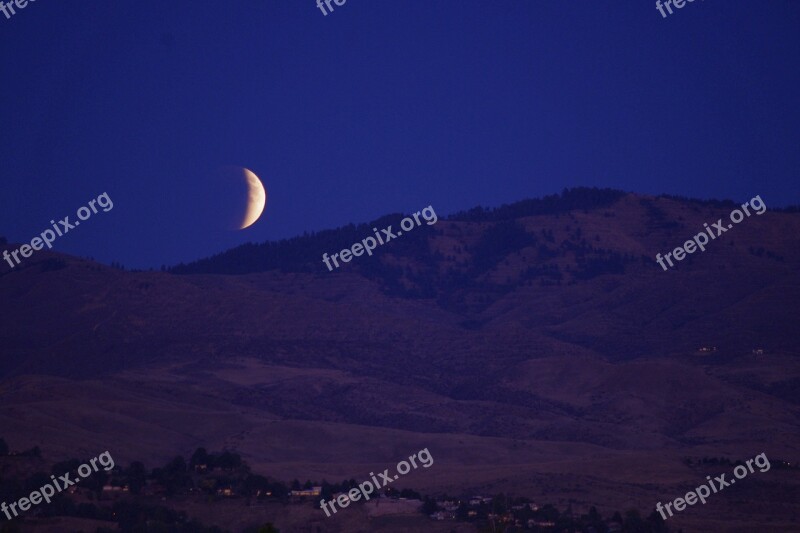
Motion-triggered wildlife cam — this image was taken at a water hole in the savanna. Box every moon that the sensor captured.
[240,168,267,229]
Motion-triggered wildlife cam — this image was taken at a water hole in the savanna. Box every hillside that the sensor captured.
[1,189,799,531]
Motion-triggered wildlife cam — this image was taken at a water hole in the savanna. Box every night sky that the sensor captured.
[1,1,798,269]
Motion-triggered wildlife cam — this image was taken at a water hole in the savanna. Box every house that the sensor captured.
[101,485,129,498]
[528,519,556,527]
[752,348,765,355]
[290,486,321,498]
[698,346,718,353]
[440,500,459,512]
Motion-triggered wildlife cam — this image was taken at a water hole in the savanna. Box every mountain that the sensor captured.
[1,188,799,531]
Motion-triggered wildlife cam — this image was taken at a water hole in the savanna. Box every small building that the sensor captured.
[528,519,556,527]
[440,500,459,512]
[101,485,129,498]
[290,486,321,498]
[217,487,235,497]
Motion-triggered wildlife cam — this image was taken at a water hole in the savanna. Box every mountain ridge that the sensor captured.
[2,189,799,531]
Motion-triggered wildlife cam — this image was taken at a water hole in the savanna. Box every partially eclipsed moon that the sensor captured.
[240,168,267,229]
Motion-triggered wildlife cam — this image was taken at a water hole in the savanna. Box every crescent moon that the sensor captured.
[240,168,267,229]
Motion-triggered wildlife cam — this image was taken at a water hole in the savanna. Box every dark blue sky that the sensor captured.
[1,1,798,269]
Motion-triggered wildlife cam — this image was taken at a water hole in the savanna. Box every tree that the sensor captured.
[126,461,147,495]
[622,509,646,532]
[216,450,242,470]
[0,438,8,456]
[0,523,20,533]
[258,525,280,533]
[243,474,270,497]
[539,504,560,522]
[421,496,438,515]
[23,446,41,458]
[190,447,209,468]
[585,506,604,530]
[166,455,187,474]
[24,472,51,494]
[52,459,81,476]
[400,488,421,500]
[152,456,192,495]
[646,510,669,533]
